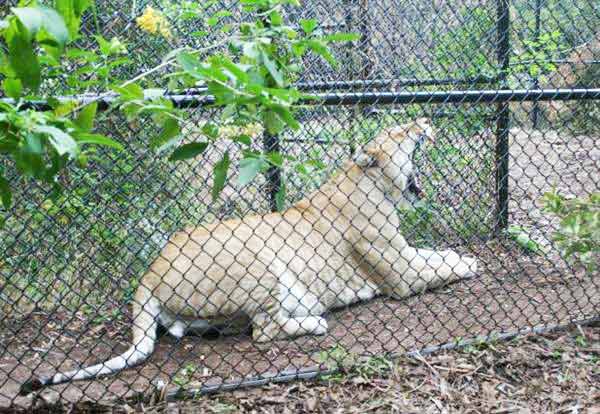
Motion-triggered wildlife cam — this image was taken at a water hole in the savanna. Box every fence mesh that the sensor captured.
[1,0,599,408]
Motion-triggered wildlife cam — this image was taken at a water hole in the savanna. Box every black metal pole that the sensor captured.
[263,130,282,212]
[358,0,374,117]
[532,0,542,128]
[12,88,600,111]
[358,0,371,81]
[261,14,282,213]
[344,0,356,80]
[495,0,511,234]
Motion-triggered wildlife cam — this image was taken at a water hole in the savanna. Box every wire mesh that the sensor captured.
[1,0,599,409]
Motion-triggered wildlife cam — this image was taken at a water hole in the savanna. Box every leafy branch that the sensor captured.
[543,190,599,272]
[0,0,359,215]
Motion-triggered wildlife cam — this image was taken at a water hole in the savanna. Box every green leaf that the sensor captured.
[169,142,208,161]
[299,19,318,34]
[2,78,22,99]
[20,133,45,178]
[113,83,144,100]
[263,110,285,135]
[238,156,266,186]
[74,102,97,132]
[242,41,261,59]
[219,56,249,84]
[232,134,252,146]
[54,0,92,38]
[73,0,92,16]
[34,125,78,157]
[269,10,283,26]
[306,39,337,67]
[152,118,181,148]
[212,151,230,201]
[261,52,284,86]
[214,10,233,18]
[12,7,70,46]
[95,35,112,55]
[6,21,41,91]
[0,171,11,209]
[11,8,44,38]
[52,99,77,116]
[75,133,124,150]
[202,122,220,139]
[177,52,201,74]
[271,105,300,130]
[266,151,284,167]
[291,42,307,57]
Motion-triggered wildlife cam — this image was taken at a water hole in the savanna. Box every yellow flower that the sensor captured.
[136,6,172,39]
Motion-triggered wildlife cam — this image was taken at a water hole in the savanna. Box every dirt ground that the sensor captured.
[3,322,600,413]
[0,127,598,408]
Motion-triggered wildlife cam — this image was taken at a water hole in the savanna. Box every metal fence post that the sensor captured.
[358,0,371,82]
[358,0,374,117]
[495,0,511,233]
[260,12,282,213]
[263,131,282,212]
[532,0,542,128]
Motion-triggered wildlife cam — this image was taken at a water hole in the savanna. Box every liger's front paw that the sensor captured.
[303,316,328,335]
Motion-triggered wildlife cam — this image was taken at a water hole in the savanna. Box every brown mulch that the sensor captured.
[4,323,599,413]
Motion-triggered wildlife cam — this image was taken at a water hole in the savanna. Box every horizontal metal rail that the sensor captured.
[8,87,600,111]
[313,88,600,105]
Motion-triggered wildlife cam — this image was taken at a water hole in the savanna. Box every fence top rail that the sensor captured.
[3,88,600,112]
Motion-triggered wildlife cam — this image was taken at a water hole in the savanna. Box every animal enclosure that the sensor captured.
[1,0,599,408]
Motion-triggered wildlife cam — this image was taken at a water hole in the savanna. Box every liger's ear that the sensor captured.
[353,147,378,168]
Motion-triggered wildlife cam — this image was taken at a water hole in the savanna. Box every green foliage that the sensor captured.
[432,6,496,78]
[511,30,566,81]
[155,0,357,203]
[316,345,393,382]
[0,102,122,208]
[173,363,198,388]
[1,1,83,93]
[1,0,356,216]
[506,225,544,254]
[317,345,355,382]
[54,0,91,39]
[64,35,131,92]
[543,191,599,271]
[0,2,124,212]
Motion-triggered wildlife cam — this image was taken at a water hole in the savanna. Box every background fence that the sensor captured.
[1,0,599,408]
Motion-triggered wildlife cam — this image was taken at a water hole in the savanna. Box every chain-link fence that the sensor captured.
[1,0,599,409]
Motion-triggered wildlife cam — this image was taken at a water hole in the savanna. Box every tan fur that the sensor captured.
[140,117,477,342]
[23,118,477,391]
